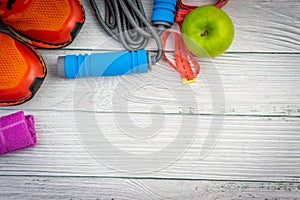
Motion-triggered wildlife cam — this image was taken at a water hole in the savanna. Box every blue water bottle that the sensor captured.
[151,0,177,27]
[57,50,150,79]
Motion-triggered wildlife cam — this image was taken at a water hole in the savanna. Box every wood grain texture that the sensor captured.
[0,110,299,182]
[0,176,300,200]
[0,51,299,116]
[67,0,300,52]
[0,0,300,198]
[1,0,298,52]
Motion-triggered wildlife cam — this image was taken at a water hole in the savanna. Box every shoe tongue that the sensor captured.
[0,0,32,18]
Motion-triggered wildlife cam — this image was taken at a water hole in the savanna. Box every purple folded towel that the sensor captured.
[0,111,37,155]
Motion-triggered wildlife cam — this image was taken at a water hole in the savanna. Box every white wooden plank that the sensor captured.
[0,176,299,200]
[67,0,300,53]
[0,0,299,197]
[0,110,299,182]
[1,0,299,53]
[2,50,299,116]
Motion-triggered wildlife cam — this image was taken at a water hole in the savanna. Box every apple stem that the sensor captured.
[200,30,209,37]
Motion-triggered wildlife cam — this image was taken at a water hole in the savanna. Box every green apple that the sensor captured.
[182,6,234,58]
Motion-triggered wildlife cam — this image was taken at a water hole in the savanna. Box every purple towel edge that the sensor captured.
[0,111,37,155]
[25,114,37,144]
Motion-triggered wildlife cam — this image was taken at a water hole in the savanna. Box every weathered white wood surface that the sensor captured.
[1,176,300,200]
[1,0,300,199]
[69,0,300,52]
[0,110,300,182]
[1,51,299,116]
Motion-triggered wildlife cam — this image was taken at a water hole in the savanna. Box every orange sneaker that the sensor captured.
[0,32,46,106]
[0,0,85,48]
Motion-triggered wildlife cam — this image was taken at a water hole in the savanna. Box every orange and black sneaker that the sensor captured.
[0,0,85,48]
[0,32,47,106]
